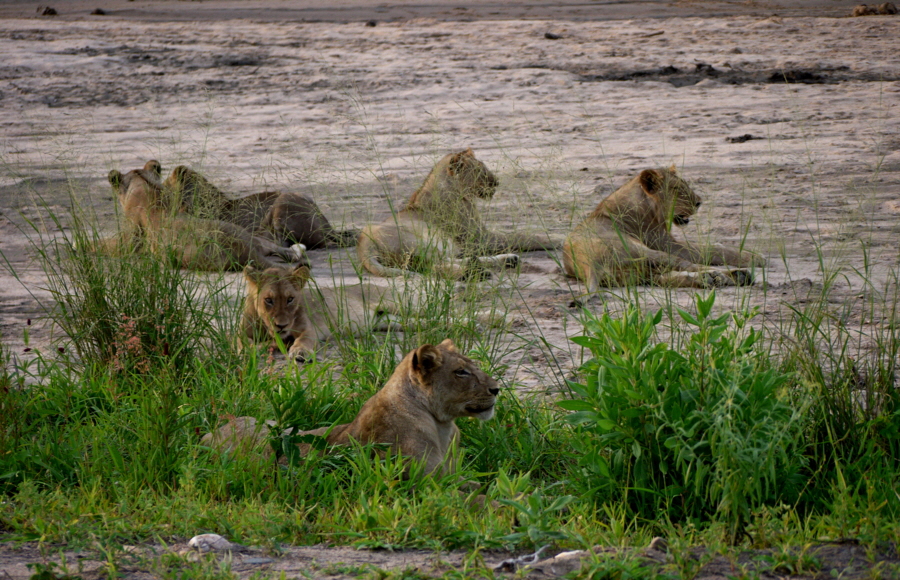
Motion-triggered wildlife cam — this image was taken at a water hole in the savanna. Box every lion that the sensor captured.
[563,166,766,292]
[103,161,308,271]
[357,149,559,279]
[162,165,358,249]
[851,2,896,15]
[202,339,499,476]
[241,263,419,361]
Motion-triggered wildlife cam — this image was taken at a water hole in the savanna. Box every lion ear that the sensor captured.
[243,264,263,287]
[108,170,123,188]
[668,163,678,174]
[144,160,162,177]
[412,344,443,375]
[438,338,458,352]
[448,149,474,175]
[639,169,664,196]
[291,265,311,287]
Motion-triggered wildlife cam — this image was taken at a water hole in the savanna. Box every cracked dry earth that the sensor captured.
[1,8,899,577]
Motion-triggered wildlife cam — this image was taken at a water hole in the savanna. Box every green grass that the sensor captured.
[1,154,899,577]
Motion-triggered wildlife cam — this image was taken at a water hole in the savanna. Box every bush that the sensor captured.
[561,292,806,542]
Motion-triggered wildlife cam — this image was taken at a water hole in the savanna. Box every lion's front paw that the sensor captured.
[287,343,312,363]
[729,268,754,286]
[289,243,307,262]
[499,254,519,269]
[699,270,732,288]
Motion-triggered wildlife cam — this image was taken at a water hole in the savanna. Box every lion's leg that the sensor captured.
[639,244,755,288]
[215,221,307,268]
[201,416,274,455]
[172,218,307,271]
[85,224,144,256]
[264,193,349,249]
[473,253,519,270]
[286,334,319,362]
[478,230,562,254]
[357,225,412,277]
[655,269,731,288]
[662,239,766,269]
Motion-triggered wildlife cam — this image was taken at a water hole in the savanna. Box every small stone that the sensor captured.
[365,20,377,27]
[544,32,562,40]
[188,534,248,553]
[91,8,106,15]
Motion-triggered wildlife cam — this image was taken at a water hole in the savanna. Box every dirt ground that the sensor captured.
[0,537,898,579]
[1,0,899,576]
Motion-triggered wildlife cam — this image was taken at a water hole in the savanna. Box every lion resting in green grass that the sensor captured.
[202,339,499,476]
[563,166,765,292]
[357,149,559,279]
[241,264,416,361]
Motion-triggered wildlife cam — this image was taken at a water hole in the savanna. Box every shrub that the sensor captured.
[561,292,805,543]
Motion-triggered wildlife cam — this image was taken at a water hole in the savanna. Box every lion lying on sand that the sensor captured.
[202,339,499,476]
[564,166,765,291]
[162,165,357,249]
[103,161,307,271]
[357,149,559,279]
[241,264,418,361]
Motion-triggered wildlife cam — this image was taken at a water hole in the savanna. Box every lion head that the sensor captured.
[408,339,499,423]
[243,264,309,346]
[639,165,702,228]
[407,148,500,210]
[108,160,166,226]
[162,165,228,216]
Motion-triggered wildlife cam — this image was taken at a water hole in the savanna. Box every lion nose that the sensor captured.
[489,386,500,396]
[275,323,288,331]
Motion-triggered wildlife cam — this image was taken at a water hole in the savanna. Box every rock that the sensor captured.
[187,534,249,553]
[91,8,106,15]
[545,32,562,40]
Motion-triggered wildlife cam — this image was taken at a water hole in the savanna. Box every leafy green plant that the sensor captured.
[494,469,574,548]
[561,292,805,543]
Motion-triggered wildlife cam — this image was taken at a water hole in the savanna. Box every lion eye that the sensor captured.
[454,369,471,378]
[264,297,274,307]
[287,296,294,304]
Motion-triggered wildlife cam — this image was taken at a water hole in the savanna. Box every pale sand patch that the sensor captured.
[1,14,898,393]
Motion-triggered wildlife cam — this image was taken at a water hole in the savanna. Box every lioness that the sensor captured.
[202,339,499,476]
[162,165,357,249]
[104,161,307,271]
[357,149,559,279]
[242,264,417,361]
[563,166,765,291]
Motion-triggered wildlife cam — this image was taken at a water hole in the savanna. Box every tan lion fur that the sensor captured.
[162,165,357,249]
[102,161,307,271]
[357,149,559,279]
[563,166,765,292]
[241,264,418,361]
[202,339,499,476]
[851,2,896,15]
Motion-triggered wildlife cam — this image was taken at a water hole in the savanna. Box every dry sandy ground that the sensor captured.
[1,1,899,576]
[1,537,898,579]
